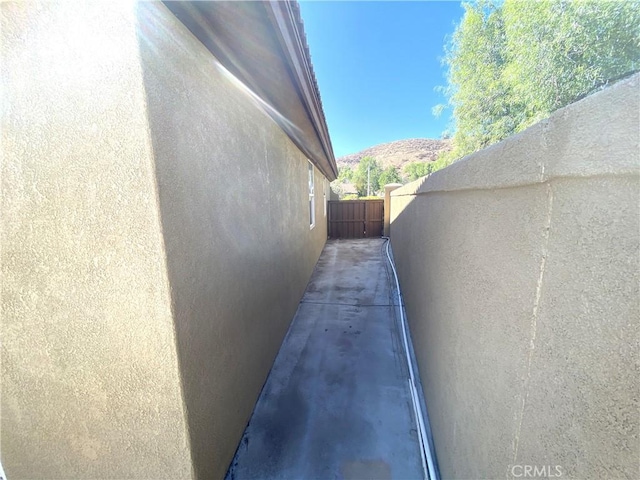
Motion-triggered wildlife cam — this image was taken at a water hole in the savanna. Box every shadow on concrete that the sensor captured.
[226,239,425,479]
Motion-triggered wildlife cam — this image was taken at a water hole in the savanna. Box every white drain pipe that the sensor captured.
[383,237,437,480]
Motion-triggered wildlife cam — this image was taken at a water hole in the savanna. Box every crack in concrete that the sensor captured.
[510,181,554,472]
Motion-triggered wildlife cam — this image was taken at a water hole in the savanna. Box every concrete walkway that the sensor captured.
[226,239,424,480]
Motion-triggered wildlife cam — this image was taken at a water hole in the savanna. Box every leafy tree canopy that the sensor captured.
[379,166,402,186]
[353,156,383,196]
[337,165,354,182]
[434,0,640,169]
[404,162,434,181]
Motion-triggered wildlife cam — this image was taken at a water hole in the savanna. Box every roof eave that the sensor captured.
[262,0,338,181]
[164,0,338,182]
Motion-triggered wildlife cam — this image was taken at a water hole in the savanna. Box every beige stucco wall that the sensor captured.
[2,2,328,479]
[136,3,328,478]
[390,74,639,479]
[1,2,193,478]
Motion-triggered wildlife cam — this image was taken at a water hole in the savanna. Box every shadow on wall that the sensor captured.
[388,74,639,479]
[135,4,327,478]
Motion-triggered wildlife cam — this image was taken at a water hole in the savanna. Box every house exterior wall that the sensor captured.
[389,74,639,479]
[1,2,193,478]
[2,2,328,479]
[136,4,328,478]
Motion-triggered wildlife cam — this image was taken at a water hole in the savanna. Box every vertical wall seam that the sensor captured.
[510,180,554,473]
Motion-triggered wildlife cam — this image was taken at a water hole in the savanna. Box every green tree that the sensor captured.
[404,162,434,181]
[337,165,354,182]
[379,166,402,187]
[503,0,640,125]
[435,0,640,171]
[444,1,518,160]
[353,156,382,197]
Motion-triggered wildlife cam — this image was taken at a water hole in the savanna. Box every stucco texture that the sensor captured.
[389,74,639,479]
[136,3,328,478]
[2,2,328,479]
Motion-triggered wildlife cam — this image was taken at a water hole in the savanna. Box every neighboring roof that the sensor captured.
[164,1,338,181]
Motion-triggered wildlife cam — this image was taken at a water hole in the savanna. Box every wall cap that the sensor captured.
[392,73,640,197]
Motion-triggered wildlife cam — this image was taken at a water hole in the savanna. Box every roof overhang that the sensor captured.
[163,1,338,181]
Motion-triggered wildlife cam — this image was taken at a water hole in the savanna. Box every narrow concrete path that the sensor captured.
[226,239,424,480]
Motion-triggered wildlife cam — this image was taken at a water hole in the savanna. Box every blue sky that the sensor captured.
[298,1,464,157]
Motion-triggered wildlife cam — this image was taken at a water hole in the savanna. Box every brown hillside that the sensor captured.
[336,138,452,172]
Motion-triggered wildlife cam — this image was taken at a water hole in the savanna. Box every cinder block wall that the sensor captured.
[2,2,328,479]
[390,74,639,479]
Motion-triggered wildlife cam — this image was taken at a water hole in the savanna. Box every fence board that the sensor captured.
[328,200,384,238]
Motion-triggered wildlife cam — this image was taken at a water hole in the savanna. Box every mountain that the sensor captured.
[336,138,452,172]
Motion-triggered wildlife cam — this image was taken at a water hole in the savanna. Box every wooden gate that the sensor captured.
[328,200,384,238]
